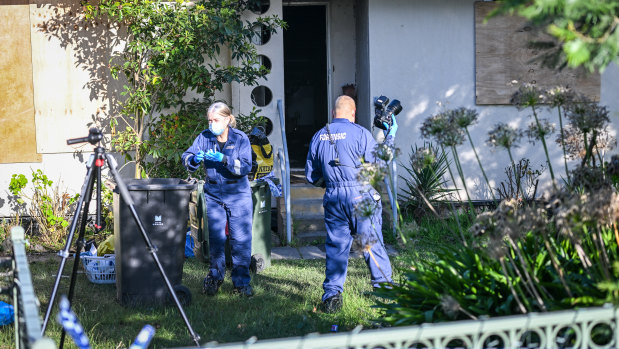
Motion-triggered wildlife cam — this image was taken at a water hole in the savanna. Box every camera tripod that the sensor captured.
[41,128,201,348]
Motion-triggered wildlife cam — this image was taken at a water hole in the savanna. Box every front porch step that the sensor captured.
[295,230,327,244]
[294,213,325,232]
[291,197,324,217]
[286,178,327,243]
[290,183,325,200]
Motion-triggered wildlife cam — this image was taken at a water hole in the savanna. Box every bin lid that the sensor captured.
[119,178,197,191]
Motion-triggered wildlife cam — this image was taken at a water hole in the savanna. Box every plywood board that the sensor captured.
[0,3,41,163]
[475,1,600,105]
[29,0,117,153]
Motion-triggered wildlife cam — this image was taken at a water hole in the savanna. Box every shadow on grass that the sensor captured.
[1,256,387,348]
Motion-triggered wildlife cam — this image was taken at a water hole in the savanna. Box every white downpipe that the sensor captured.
[391,159,398,236]
[277,100,292,244]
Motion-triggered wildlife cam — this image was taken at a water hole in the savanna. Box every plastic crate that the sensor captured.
[81,254,116,284]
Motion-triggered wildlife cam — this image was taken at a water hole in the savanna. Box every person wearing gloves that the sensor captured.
[305,95,397,313]
[182,102,254,297]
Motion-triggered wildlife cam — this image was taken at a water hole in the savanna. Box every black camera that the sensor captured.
[373,95,403,130]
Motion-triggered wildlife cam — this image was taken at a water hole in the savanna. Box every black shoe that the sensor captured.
[233,285,254,297]
[203,275,223,296]
[322,293,343,313]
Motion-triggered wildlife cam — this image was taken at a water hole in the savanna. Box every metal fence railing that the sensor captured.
[173,305,619,349]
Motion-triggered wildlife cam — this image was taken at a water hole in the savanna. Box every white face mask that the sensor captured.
[209,122,227,136]
[208,114,229,136]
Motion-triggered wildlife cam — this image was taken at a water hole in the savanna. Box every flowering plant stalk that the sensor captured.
[450,108,496,202]
[358,143,406,244]
[546,86,576,181]
[420,112,476,215]
[487,123,524,199]
[512,84,557,185]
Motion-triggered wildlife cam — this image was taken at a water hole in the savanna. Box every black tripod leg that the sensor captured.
[59,168,97,349]
[106,154,201,347]
[42,156,97,335]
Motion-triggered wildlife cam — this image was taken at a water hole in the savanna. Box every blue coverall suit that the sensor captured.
[305,118,393,301]
[182,127,253,287]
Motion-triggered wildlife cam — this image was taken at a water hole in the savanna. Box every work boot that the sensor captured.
[233,285,254,297]
[322,292,343,313]
[203,275,223,296]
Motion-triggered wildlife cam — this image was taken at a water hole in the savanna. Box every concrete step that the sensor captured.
[290,183,325,200]
[290,171,307,184]
[295,230,327,244]
[293,214,325,233]
[291,197,324,217]
[287,172,328,244]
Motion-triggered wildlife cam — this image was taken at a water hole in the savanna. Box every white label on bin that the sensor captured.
[153,215,163,226]
[260,201,265,208]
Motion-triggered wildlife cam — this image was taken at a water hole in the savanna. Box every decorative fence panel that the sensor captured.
[176,305,619,349]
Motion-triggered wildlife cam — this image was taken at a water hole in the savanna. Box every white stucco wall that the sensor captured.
[329,0,357,106]
[367,0,619,200]
[356,0,371,129]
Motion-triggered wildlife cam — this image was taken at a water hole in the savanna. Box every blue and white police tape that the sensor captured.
[256,171,282,197]
[57,295,90,349]
[129,324,156,349]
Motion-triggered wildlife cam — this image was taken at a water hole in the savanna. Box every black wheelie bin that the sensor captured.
[113,178,196,306]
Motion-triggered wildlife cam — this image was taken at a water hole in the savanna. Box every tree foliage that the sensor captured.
[83,0,285,178]
[491,0,618,72]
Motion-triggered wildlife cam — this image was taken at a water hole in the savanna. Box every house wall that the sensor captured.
[329,0,357,108]
[366,0,619,200]
[0,1,230,217]
[355,0,371,129]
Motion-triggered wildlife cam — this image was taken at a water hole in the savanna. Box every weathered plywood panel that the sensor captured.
[0,4,42,163]
[29,0,117,153]
[475,1,600,105]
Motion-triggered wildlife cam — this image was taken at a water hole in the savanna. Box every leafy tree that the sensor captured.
[83,0,285,178]
[491,0,618,72]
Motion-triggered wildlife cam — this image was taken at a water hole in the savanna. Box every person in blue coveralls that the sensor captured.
[305,95,398,313]
[182,102,254,297]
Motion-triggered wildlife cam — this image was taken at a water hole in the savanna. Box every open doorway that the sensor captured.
[283,4,328,169]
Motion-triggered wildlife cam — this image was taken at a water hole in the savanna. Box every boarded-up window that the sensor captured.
[0,2,41,163]
[475,1,600,105]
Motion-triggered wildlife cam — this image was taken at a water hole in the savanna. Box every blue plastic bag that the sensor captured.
[0,301,14,326]
[185,230,195,258]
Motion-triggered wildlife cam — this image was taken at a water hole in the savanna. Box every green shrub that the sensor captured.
[8,170,79,250]
[375,190,617,324]
[399,142,455,219]
[144,107,208,179]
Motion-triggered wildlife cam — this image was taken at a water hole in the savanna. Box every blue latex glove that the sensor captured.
[192,151,206,165]
[383,115,398,137]
[204,150,224,162]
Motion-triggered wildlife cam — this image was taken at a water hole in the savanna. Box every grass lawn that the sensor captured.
[0,255,395,348]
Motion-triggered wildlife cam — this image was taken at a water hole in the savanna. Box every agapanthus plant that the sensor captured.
[487,123,524,198]
[525,119,555,144]
[546,86,576,179]
[564,99,611,167]
[357,142,406,244]
[420,111,473,210]
[401,142,468,245]
[449,107,496,202]
[512,84,556,183]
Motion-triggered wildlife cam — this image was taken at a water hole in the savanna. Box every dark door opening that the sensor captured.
[283,5,328,169]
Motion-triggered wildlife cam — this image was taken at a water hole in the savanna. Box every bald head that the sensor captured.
[333,95,356,122]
